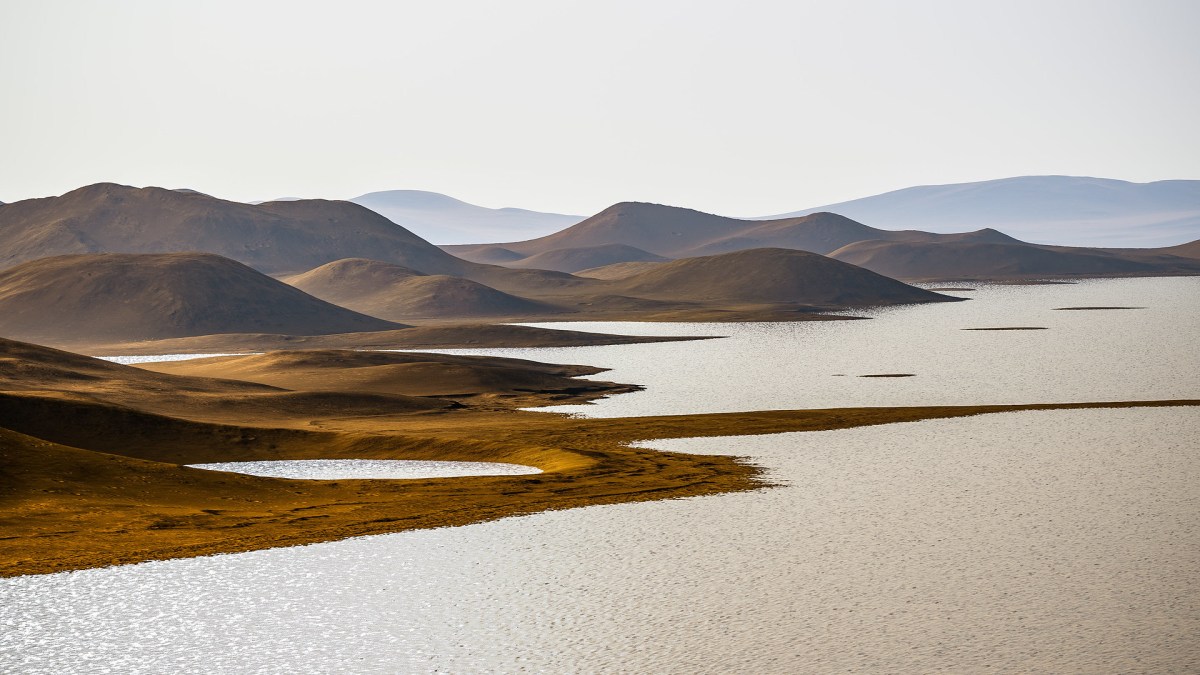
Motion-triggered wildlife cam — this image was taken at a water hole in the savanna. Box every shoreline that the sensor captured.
[4,397,1197,578]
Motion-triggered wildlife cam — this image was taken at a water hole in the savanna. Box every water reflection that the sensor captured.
[187,459,541,480]
[423,277,1200,416]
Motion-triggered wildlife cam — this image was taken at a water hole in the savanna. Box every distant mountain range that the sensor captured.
[1,180,1196,348]
[445,203,1027,268]
[447,201,1200,282]
[762,176,1200,248]
[347,190,583,245]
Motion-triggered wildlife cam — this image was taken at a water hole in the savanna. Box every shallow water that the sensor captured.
[424,276,1200,416]
[186,459,541,480]
[3,408,1196,673]
[101,353,250,365]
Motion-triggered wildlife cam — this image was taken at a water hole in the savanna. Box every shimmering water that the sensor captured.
[431,276,1200,416]
[2,277,1197,673]
[102,353,250,365]
[2,408,1196,673]
[186,459,541,479]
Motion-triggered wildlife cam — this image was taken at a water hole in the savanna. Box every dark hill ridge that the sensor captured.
[609,248,956,307]
[0,252,401,345]
[828,239,1200,281]
[285,258,558,321]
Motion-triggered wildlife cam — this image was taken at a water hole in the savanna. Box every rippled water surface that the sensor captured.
[3,277,1198,673]
[187,459,542,479]
[3,408,1196,673]
[439,277,1200,416]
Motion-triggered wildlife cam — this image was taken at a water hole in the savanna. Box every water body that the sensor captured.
[102,353,250,365]
[433,276,1200,416]
[3,277,1197,673]
[187,459,541,480]
[3,408,1196,673]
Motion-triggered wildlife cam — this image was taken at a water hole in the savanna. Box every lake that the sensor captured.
[2,277,1197,673]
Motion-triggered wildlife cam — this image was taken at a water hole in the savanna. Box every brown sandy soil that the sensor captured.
[67,323,715,357]
[4,396,1197,578]
[136,350,643,409]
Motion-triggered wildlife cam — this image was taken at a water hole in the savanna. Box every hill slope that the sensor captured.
[0,183,482,275]
[610,248,955,307]
[445,203,1030,261]
[0,253,401,344]
[828,238,1200,280]
[285,258,558,321]
[763,176,1200,247]
[507,244,669,273]
[349,190,583,245]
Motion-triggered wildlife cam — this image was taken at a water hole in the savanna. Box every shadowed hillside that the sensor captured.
[285,258,559,321]
[506,244,669,273]
[138,349,636,403]
[0,252,400,344]
[609,248,956,307]
[828,239,1200,280]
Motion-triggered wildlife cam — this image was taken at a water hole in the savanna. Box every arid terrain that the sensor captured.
[1,181,1198,579]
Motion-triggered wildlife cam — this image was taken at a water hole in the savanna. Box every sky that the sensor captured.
[1,0,1197,216]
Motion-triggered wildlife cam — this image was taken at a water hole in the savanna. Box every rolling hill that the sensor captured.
[285,258,558,321]
[763,176,1200,247]
[444,202,1032,262]
[0,183,467,275]
[608,248,955,308]
[827,239,1200,281]
[505,244,669,273]
[0,252,400,345]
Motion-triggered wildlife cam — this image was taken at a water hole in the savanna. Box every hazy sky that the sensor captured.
[2,0,1197,216]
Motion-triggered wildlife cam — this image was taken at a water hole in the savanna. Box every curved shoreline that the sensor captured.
[3,397,1197,578]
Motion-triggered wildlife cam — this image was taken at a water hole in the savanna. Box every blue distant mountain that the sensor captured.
[760,176,1200,247]
[348,190,583,245]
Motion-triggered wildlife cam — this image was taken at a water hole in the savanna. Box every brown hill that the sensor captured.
[609,248,954,307]
[574,261,668,280]
[444,245,526,264]
[138,350,636,403]
[506,244,669,273]
[0,252,400,345]
[828,240,1200,281]
[0,183,473,275]
[1155,238,1200,259]
[284,258,559,321]
[0,337,451,428]
[0,183,607,303]
[444,202,1028,261]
